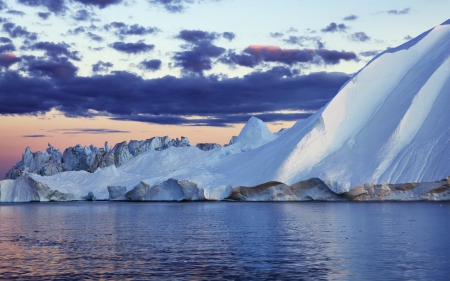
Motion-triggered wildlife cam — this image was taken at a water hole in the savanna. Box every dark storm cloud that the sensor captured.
[0,68,350,126]
[87,32,102,42]
[92,60,113,72]
[343,15,358,21]
[321,22,349,33]
[2,22,38,40]
[22,134,47,137]
[350,32,370,42]
[26,57,78,80]
[386,8,410,15]
[173,41,225,74]
[0,53,21,68]
[29,41,81,60]
[139,59,161,71]
[270,32,284,38]
[222,46,356,67]
[6,10,26,16]
[104,22,160,38]
[0,43,15,53]
[110,41,155,54]
[17,0,67,14]
[37,11,51,19]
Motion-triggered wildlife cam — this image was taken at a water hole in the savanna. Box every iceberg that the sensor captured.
[1,20,450,202]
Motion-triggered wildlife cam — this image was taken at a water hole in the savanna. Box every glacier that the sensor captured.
[1,20,450,202]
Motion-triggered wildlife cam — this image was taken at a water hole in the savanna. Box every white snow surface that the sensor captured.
[1,22,450,201]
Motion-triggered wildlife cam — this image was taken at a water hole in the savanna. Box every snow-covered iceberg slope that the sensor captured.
[1,20,450,202]
[214,20,450,193]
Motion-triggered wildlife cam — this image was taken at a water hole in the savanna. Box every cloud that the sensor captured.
[404,35,412,40]
[2,22,38,40]
[6,10,26,16]
[17,0,67,14]
[321,22,349,33]
[283,36,324,48]
[37,11,51,19]
[349,32,370,42]
[270,32,284,38]
[29,41,81,60]
[0,37,12,43]
[87,32,102,42]
[0,0,7,10]
[92,61,113,72]
[103,22,160,39]
[173,30,232,74]
[55,128,130,134]
[22,134,47,137]
[149,0,211,13]
[244,45,314,65]
[176,30,219,44]
[359,50,380,57]
[26,57,78,80]
[222,32,235,41]
[73,0,123,9]
[0,68,350,126]
[72,9,96,21]
[113,112,313,127]
[67,26,86,35]
[110,41,155,54]
[314,49,357,64]
[386,8,410,15]
[0,53,21,68]
[222,45,356,67]
[173,41,225,74]
[343,15,358,21]
[0,43,15,53]
[286,27,298,33]
[139,59,161,71]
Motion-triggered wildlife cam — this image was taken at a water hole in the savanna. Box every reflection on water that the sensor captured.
[0,202,449,280]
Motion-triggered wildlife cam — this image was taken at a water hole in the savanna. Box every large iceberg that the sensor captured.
[1,20,450,202]
[212,20,450,193]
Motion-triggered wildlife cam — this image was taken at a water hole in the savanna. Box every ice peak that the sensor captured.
[235,116,276,149]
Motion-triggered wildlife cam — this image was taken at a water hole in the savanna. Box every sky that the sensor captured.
[0,0,449,177]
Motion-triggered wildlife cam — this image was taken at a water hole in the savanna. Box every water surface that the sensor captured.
[0,202,449,280]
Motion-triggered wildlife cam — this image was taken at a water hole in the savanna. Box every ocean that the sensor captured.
[1,201,449,280]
